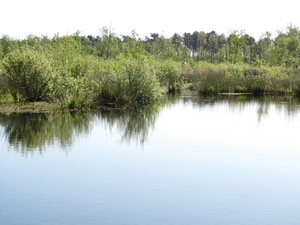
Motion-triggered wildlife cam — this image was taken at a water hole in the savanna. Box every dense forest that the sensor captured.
[1,25,300,108]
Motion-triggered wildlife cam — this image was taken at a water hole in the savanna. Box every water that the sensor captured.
[1,94,300,225]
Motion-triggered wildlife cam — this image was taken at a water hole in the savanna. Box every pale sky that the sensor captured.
[1,0,299,40]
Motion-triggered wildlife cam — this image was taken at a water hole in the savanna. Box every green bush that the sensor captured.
[155,60,181,92]
[1,46,53,102]
[53,76,92,109]
[45,43,99,108]
[98,58,161,104]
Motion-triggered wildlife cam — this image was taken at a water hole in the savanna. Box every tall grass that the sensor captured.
[182,63,300,95]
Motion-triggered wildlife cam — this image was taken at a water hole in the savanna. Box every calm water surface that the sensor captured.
[1,94,300,225]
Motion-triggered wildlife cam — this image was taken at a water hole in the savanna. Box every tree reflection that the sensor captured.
[181,94,300,122]
[0,102,165,154]
[0,112,92,155]
[97,103,163,145]
[2,95,298,156]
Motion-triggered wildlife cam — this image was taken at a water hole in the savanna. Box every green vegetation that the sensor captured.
[1,24,300,110]
[98,58,161,104]
[1,46,53,102]
[183,63,297,95]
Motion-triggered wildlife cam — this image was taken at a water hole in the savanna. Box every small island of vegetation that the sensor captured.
[1,25,300,111]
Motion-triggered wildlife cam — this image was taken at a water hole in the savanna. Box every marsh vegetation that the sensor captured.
[1,25,300,109]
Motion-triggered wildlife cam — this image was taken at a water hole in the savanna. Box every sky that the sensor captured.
[1,0,299,40]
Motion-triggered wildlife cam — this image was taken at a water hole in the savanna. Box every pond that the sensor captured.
[1,94,300,225]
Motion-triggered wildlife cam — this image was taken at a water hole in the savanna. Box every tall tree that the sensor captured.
[197,31,207,61]
[227,30,245,63]
[183,32,193,50]
[191,31,199,56]
[268,25,300,67]
[207,32,218,63]
[97,26,120,58]
[171,33,184,60]
[256,31,272,61]
[121,30,145,58]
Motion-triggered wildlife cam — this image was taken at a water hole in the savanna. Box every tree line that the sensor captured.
[0,24,300,68]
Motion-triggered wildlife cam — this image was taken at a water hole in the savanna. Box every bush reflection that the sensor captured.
[1,95,299,155]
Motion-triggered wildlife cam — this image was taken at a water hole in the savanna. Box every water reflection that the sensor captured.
[0,112,92,155]
[0,103,163,154]
[1,95,300,225]
[178,94,300,121]
[1,95,300,155]
[95,103,162,145]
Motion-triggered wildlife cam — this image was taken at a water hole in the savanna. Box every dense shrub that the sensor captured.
[98,58,161,104]
[1,46,53,102]
[155,60,182,92]
[49,55,99,109]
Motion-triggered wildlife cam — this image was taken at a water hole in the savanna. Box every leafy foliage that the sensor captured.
[1,46,53,101]
[98,58,161,104]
